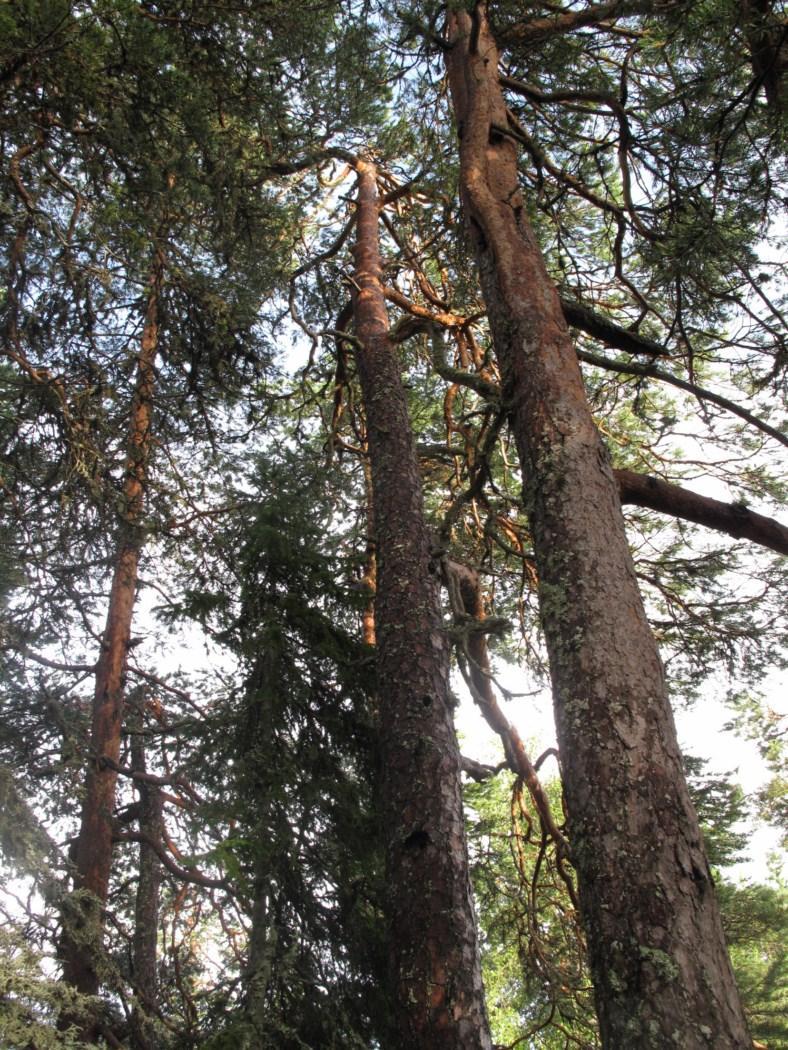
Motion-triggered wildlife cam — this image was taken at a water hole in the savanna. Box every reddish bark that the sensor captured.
[446,7,751,1047]
[351,159,491,1049]
[61,259,162,1005]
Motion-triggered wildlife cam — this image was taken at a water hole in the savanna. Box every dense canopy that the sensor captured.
[1,1,786,1048]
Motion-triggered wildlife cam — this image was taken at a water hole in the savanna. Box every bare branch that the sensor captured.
[615,469,788,555]
[561,297,668,357]
[113,831,228,891]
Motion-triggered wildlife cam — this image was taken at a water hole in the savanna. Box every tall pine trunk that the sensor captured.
[61,258,162,1010]
[351,158,491,1050]
[445,8,751,1047]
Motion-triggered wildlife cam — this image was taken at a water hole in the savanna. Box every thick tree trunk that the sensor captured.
[445,8,751,1048]
[351,159,491,1050]
[61,260,161,1009]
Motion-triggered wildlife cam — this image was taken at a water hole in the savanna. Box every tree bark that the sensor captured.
[446,7,752,1048]
[61,258,162,1010]
[361,455,378,647]
[351,158,491,1050]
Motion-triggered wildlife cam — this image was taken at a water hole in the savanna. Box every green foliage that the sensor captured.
[726,692,788,847]
[0,0,786,1045]
[0,764,61,887]
[684,755,750,869]
[161,443,389,1047]
[718,879,788,1047]
[466,769,598,1048]
[0,926,94,1049]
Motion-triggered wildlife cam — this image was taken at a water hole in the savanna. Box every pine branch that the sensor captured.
[615,469,788,555]
[496,1,667,47]
[579,348,788,447]
[113,831,227,890]
[562,298,668,356]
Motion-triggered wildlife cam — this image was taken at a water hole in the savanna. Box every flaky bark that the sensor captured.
[351,159,491,1050]
[61,259,162,1010]
[360,455,378,647]
[446,7,751,1048]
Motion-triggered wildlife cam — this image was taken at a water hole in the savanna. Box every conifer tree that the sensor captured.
[1,1,786,1047]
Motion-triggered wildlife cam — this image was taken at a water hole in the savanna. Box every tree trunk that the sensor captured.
[445,8,752,1048]
[741,0,786,110]
[351,158,491,1050]
[361,454,378,647]
[61,258,162,1010]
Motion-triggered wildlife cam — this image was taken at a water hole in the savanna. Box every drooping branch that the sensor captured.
[579,348,788,448]
[292,214,356,279]
[441,557,574,881]
[615,469,788,555]
[500,74,655,240]
[501,108,630,225]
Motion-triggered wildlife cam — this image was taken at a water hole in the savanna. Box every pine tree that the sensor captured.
[1,1,786,1046]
